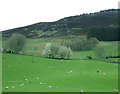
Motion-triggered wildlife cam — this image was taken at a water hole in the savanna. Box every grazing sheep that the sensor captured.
[48,86,52,88]
[113,89,116,92]
[12,86,15,88]
[103,72,106,76]
[70,70,72,73]
[20,84,24,86]
[116,90,119,92]
[80,90,83,92]
[40,82,43,85]
[25,78,28,81]
[5,86,9,89]
[36,77,39,80]
[113,89,119,92]
[22,84,24,86]
[67,72,70,74]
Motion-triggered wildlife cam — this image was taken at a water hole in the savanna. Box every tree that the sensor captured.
[6,34,27,54]
[42,43,59,58]
[42,43,72,59]
[84,37,99,50]
[42,43,51,57]
[58,46,72,59]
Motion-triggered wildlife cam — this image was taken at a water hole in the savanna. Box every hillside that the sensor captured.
[3,53,118,92]
[2,9,119,41]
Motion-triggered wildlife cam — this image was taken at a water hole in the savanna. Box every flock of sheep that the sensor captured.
[4,65,118,92]
[5,77,55,90]
[4,69,85,92]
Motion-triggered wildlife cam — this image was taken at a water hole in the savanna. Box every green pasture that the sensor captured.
[2,53,118,92]
[2,38,119,92]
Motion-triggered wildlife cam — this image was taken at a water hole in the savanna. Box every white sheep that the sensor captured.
[12,86,15,88]
[67,72,70,74]
[36,77,39,80]
[80,90,83,92]
[40,82,43,85]
[113,89,119,92]
[70,70,72,73]
[20,83,24,86]
[48,86,52,88]
[103,72,106,76]
[116,89,119,92]
[22,83,24,86]
[5,86,9,89]
[25,78,28,81]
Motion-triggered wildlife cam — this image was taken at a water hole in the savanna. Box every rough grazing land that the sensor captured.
[2,53,118,92]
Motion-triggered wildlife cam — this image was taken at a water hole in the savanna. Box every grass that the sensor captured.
[2,54,118,92]
[2,38,119,92]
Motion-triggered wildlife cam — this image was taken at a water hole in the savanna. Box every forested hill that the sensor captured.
[2,9,120,41]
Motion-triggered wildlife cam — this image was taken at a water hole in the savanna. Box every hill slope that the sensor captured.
[2,9,119,40]
[2,53,118,92]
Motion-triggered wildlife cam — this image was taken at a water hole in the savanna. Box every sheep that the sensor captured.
[116,89,119,92]
[113,89,119,92]
[20,83,24,86]
[25,78,28,81]
[22,84,24,86]
[5,86,9,89]
[67,72,70,74]
[113,89,116,92]
[48,86,52,88]
[40,82,43,85]
[70,70,72,73]
[12,86,15,88]
[36,77,39,80]
[103,72,106,76]
[80,90,83,92]
[44,83,46,85]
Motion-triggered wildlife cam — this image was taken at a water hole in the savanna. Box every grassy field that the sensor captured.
[2,38,119,92]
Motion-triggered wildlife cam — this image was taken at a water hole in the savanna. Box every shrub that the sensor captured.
[5,34,27,54]
[94,46,106,59]
[87,55,93,59]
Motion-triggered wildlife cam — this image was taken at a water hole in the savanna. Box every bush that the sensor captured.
[94,46,106,59]
[42,43,72,59]
[87,55,93,59]
[5,34,27,54]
